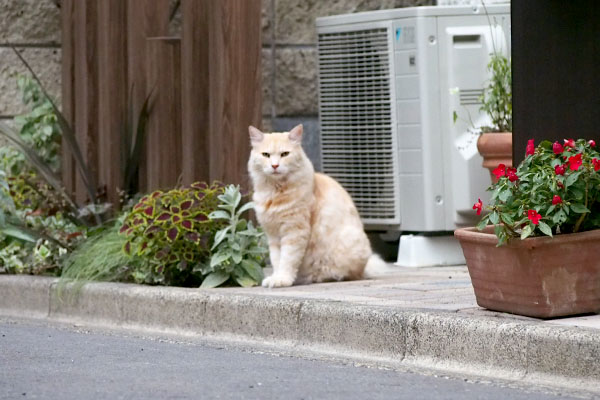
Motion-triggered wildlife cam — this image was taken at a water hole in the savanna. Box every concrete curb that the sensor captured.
[1,275,599,393]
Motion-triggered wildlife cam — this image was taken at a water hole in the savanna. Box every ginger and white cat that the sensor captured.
[247,124,387,288]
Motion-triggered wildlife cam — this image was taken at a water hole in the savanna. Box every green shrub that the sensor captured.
[120,182,225,286]
[198,184,268,288]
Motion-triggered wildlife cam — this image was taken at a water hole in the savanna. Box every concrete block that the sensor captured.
[524,324,600,382]
[262,48,274,116]
[200,294,302,342]
[0,0,61,44]
[297,302,408,358]
[0,275,54,319]
[404,313,529,380]
[50,282,126,326]
[275,48,317,116]
[275,0,435,44]
[261,117,273,132]
[0,47,62,117]
[262,0,274,44]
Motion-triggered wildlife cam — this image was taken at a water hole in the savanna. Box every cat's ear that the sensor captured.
[248,126,264,144]
[288,124,303,144]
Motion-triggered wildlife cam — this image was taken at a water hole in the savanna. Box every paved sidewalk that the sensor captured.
[240,265,600,329]
[1,265,599,395]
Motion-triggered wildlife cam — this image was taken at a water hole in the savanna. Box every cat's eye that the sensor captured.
[262,152,270,158]
[281,152,290,157]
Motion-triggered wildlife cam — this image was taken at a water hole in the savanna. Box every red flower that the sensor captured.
[552,195,562,205]
[492,163,506,179]
[593,158,600,171]
[564,138,575,148]
[506,167,518,182]
[568,153,583,171]
[527,209,542,225]
[552,141,564,154]
[473,198,483,216]
[589,140,596,147]
[526,139,535,156]
[555,164,566,175]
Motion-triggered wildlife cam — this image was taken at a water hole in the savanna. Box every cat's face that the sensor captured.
[248,125,304,179]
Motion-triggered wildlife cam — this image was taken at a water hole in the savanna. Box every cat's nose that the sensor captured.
[272,164,279,170]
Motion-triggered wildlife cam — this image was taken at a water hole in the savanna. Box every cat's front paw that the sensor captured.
[262,274,294,288]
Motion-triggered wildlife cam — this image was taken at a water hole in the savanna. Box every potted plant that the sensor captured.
[455,138,600,318]
[476,52,513,183]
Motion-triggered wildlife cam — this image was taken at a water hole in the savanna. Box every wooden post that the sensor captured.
[97,0,127,204]
[73,0,99,204]
[127,0,170,192]
[512,0,600,164]
[208,0,262,188]
[60,0,76,197]
[181,0,210,185]
[145,37,182,190]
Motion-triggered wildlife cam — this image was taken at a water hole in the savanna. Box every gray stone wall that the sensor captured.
[0,0,61,121]
[0,0,435,163]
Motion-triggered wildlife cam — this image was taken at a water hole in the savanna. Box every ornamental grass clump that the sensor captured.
[120,181,225,286]
[475,138,600,245]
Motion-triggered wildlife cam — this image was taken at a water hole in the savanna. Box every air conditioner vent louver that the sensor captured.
[318,28,399,224]
[459,88,484,105]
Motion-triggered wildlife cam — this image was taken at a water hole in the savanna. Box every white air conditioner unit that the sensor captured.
[316,4,510,266]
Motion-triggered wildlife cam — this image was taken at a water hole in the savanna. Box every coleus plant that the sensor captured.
[475,138,600,245]
[120,181,225,285]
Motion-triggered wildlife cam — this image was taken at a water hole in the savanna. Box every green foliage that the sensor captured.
[0,76,84,276]
[0,76,61,176]
[120,182,225,286]
[476,139,600,245]
[59,220,148,295]
[198,185,268,288]
[0,210,80,275]
[479,53,512,133]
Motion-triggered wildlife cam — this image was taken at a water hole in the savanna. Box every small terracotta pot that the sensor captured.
[476,132,513,183]
[455,226,600,318]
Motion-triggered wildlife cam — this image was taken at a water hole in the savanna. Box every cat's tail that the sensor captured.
[363,253,392,279]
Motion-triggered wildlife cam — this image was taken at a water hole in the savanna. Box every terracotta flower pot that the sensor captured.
[476,132,513,183]
[455,226,600,318]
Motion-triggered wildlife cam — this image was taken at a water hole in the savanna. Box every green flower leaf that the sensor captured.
[565,171,581,188]
[500,213,514,226]
[499,189,512,202]
[538,221,553,237]
[211,226,230,250]
[200,271,230,288]
[210,251,231,268]
[570,203,590,214]
[236,201,255,217]
[520,224,533,240]
[241,259,264,282]
[209,210,230,220]
[489,211,499,225]
[233,274,256,288]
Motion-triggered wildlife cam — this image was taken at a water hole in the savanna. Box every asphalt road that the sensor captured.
[0,318,586,400]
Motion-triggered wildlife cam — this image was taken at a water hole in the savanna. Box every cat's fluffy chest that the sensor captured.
[253,181,313,233]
